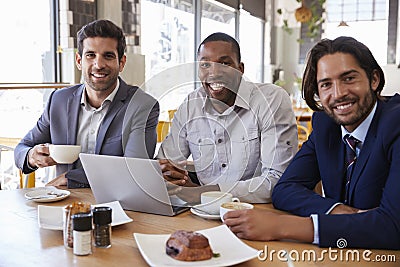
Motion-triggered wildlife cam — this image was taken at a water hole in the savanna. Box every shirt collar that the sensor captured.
[80,79,120,109]
[234,78,252,110]
[341,101,377,143]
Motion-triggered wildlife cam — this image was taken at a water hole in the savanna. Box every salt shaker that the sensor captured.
[93,206,112,248]
[72,213,93,256]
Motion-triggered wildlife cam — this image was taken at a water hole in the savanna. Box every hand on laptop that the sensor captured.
[159,159,191,186]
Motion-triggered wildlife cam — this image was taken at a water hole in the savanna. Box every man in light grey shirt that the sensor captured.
[158,32,297,203]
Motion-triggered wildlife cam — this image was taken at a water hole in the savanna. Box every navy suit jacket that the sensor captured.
[14,78,159,188]
[272,95,400,249]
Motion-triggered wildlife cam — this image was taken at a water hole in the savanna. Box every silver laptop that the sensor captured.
[79,153,189,216]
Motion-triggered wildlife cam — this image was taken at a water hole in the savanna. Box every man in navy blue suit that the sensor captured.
[223,36,400,249]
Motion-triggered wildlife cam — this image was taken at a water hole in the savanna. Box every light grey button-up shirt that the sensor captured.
[158,79,298,203]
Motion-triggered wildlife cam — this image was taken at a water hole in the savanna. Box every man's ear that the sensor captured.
[119,55,127,72]
[371,69,380,91]
[75,52,82,71]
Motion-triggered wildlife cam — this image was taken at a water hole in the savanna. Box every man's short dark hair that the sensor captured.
[77,19,126,63]
[197,32,241,63]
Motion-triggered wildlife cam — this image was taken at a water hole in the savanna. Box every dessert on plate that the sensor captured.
[166,230,213,261]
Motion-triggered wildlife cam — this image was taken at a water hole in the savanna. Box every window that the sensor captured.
[141,0,196,119]
[326,0,386,22]
[323,0,388,65]
[239,10,264,83]
[140,0,267,118]
[0,0,57,188]
[0,0,55,83]
[201,0,236,40]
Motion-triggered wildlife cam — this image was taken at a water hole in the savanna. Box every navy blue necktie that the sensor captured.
[343,134,359,204]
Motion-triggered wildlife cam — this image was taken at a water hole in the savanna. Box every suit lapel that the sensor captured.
[327,125,347,199]
[95,80,131,153]
[348,100,383,202]
[66,85,84,144]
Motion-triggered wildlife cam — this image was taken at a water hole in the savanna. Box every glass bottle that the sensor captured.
[72,213,93,256]
[93,206,112,248]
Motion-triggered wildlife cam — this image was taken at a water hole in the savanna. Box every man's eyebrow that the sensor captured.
[317,77,330,85]
[199,55,232,61]
[339,69,359,77]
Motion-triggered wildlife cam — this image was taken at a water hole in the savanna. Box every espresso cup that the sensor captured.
[197,191,239,215]
[220,202,254,222]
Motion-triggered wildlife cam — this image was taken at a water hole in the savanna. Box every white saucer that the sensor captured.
[190,207,220,220]
[25,188,70,203]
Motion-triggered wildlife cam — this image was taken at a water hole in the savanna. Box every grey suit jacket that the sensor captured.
[14,78,159,188]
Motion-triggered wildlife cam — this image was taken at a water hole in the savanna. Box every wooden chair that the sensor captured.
[294,107,313,134]
[297,124,310,149]
[0,137,21,189]
[19,170,35,188]
[156,109,177,143]
[156,121,171,143]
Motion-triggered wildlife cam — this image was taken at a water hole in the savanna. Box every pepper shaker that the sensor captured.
[93,206,112,248]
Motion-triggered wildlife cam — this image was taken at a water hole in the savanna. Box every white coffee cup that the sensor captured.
[49,144,81,164]
[196,191,239,215]
[220,202,254,222]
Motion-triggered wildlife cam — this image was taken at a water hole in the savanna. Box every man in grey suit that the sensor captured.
[14,20,159,188]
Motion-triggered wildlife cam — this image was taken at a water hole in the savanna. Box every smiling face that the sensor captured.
[197,40,244,108]
[76,37,126,95]
[317,52,379,132]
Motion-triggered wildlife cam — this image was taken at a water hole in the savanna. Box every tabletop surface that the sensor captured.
[0,83,72,89]
[0,188,398,267]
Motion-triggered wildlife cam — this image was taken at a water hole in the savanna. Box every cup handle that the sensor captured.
[232,197,240,203]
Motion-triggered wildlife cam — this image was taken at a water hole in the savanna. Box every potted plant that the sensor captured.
[277,0,326,42]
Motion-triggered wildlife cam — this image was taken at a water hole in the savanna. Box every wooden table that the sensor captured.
[0,83,72,90]
[0,188,398,267]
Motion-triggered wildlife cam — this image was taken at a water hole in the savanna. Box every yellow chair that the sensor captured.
[168,109,177,121]
[295,107,313,134]
[19,170,35,188]
[156,109,177,143]
[297,124,310,149]
[157,121,171,143]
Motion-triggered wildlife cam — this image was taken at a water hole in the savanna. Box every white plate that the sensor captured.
[37,200,133,230]
[134,225,259,267]
[190,207,220,220]
[25,188,70,203]
[92,201,133,227]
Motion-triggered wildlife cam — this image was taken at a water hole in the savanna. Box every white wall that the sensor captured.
[97,0,122,27]
[272,0,302,95]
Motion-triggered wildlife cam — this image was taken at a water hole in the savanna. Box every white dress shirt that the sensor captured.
[76,80,119,165]
[158,79,298,203]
